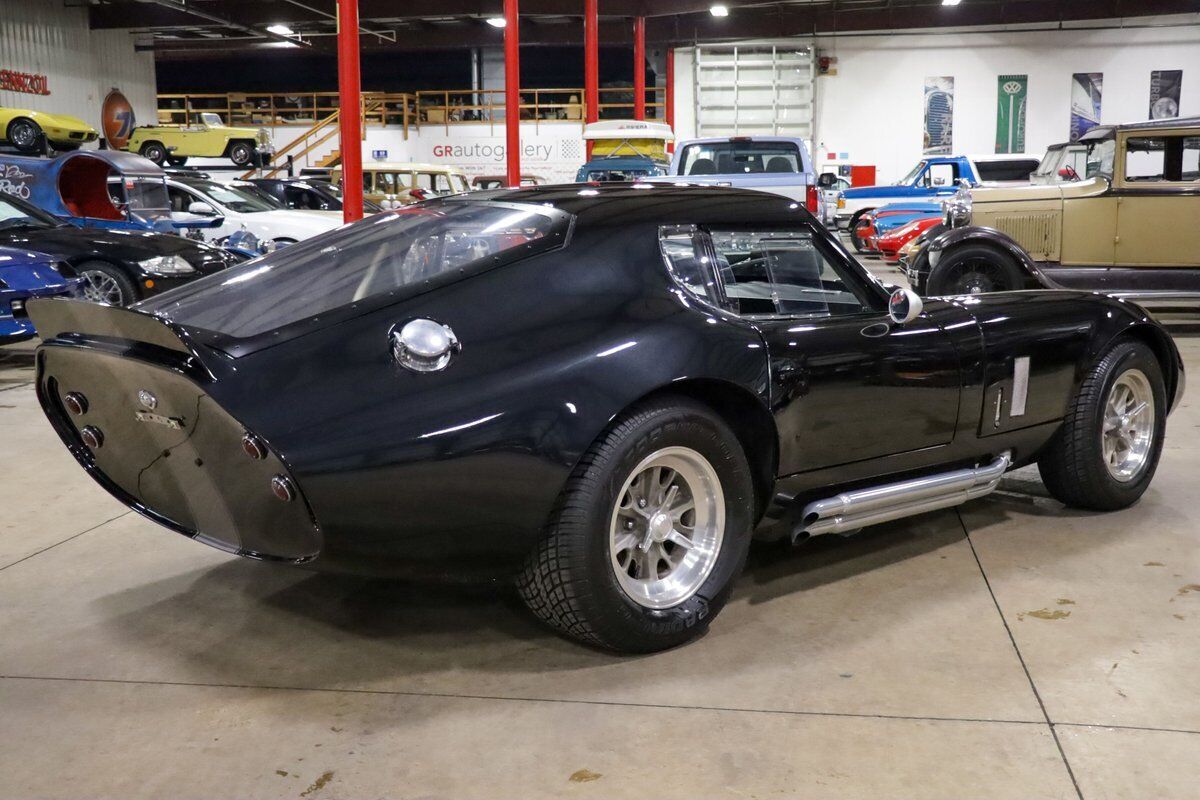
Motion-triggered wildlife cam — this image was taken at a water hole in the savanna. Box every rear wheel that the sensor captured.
[517,397,754,653]
[1038,340,1166,510]
[229,141,255,167]
[7,118,42,154]
[139,141,167,165]
[927,244,1022,295]
[77,261,137,307]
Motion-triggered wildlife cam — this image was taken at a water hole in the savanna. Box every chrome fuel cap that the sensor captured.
[390,319,460,373]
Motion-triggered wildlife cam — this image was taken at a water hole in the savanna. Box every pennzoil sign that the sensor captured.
[0,69,50,96]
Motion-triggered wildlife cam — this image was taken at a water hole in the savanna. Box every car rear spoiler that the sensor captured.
[26,297,193,356]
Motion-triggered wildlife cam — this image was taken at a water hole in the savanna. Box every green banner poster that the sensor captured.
[996,75,1027,153]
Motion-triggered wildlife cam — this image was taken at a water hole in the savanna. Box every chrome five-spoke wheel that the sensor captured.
[609,446,725,609]
[1102,368,1155,482]
[80,270,126,305]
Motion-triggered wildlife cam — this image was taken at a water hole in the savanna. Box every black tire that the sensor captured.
[1038,340,1166,511]
[848,209,873,254]
[7,118,42,154]
[76,260,138,307]
[167,156,188,167]
[517,396,755,653]
[139,141,167,165]
[927,244,1023,295]
[228,141,255,167]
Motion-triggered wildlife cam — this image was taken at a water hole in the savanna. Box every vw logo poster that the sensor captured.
[995,75,1027,154]
[1069,73,1103,142]
[923,77,954,155]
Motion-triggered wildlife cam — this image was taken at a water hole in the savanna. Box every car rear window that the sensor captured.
[974,159,1040,181]
[140,199,572,340]
[679,141,803,176]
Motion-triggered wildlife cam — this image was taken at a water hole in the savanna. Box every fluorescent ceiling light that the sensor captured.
[710,4,729,16]
[486,16,507,27]
[266,24,294,35]
[942,0,962,5]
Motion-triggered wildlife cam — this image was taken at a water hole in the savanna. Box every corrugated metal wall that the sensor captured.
[0,1,156,138]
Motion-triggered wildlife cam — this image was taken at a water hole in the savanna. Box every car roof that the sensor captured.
[461,183,809,227]
[359,162,467,173]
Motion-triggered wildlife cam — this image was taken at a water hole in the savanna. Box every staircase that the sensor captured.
[241,99,381,180]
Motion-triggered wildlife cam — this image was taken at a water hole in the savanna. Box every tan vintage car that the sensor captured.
[911,117,1200,297]
[333,162,471,208]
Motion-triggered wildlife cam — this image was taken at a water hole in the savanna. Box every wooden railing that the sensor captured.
[158,86,665,136]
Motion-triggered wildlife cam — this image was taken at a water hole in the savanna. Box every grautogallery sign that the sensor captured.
[413,128,585,180]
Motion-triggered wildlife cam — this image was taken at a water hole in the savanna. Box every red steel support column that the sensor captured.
[632,17,645,120]
[504,0,521,187]
[665,47,675,151]
[337,0,363,223]
[584,0,598,158]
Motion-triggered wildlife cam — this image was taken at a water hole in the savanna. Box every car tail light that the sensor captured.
[805,183,820,213]
[270,475,295,502]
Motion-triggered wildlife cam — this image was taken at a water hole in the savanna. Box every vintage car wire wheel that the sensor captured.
[946,259,1008,294]
[79,269,127,306]
[1102,368,1155,482]
[8,119,40,152]
[608,446,725,610]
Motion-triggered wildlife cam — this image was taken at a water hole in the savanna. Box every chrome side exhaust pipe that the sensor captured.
[794,452,1012,541]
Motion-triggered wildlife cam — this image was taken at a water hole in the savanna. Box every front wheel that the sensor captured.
[517,397,755,653]
[7,118,43,154]
[229,141,255,167]
[848,209,873,254]
[927,244,1022,295]
[77,261,137,307]
[1038,340,1166,511]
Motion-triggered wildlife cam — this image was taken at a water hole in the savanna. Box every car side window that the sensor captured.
[1125,137,1166,181]
[1184,138,1200,182]
[708,229,874,318]
[659,227,728,309]
[166,185,195,213]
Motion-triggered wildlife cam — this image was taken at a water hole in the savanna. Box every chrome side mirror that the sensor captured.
[390,318,460,373]
[888,287,923,325]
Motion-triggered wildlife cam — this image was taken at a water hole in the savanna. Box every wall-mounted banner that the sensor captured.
[923,77,954,155]
[1069,72,1103,142]
[995,75,1027,154]
[0,69,50,96]
[1149,70,1183,119]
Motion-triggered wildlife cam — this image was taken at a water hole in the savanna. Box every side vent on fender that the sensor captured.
[994,214,1059,260]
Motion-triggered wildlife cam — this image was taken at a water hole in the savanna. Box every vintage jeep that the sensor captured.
[124,112,274,168]
[909,117,1200,297]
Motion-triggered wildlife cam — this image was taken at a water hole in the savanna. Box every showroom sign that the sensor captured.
[101,89,136,150]
[0,69,50,96]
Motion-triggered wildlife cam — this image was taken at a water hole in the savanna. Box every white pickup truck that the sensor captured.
[653,136,834,224]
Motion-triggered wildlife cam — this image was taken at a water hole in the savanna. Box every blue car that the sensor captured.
[575,155,668,182]
[0,247,79,344]
[835,154,1039,230]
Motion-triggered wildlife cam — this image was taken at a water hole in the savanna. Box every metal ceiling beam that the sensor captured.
[130,0,316,47]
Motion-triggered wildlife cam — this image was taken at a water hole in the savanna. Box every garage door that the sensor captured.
[693,43,815,139]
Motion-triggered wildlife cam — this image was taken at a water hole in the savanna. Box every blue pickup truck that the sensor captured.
[835,154,1039,230]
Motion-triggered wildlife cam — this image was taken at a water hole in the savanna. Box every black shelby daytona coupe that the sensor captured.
[28,185,1183,653]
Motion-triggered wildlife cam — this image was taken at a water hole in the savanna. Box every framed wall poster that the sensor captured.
[995,75,1027,154]
[923,76,954,155]
[1069,72,1103,142]
[1149,70,1183,119]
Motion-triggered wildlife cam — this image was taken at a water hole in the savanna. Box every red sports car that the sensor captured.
[877,216,942,263]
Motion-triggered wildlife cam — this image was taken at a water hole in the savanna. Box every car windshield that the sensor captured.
[1034,148,1064,176]
[897,161,927,185]
[186,179,276,213]
[234,182,286,209]
[679,141,802,176]
[141,199,572,339]
[0,192,58,229]
[199,112,223,127]
[1086,139,1116,179]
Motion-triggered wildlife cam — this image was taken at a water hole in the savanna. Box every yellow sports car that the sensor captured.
[0,107,98,153]
[125,112,274,167]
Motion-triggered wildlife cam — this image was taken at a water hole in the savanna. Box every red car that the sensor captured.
[876,216,942,263]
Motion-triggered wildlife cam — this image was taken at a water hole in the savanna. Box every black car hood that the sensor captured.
[0,224,235,273]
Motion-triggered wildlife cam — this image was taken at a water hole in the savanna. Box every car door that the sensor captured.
[702,225,963,474]
[1113,132,1200,267]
